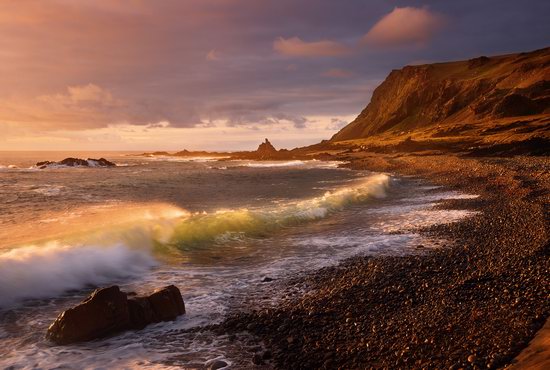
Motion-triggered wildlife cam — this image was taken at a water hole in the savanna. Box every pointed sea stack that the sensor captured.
[256,138,278,159]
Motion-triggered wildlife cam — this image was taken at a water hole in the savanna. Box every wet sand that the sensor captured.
[219,153,549,369]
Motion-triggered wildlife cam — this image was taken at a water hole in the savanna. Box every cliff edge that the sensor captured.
[331,48,550,143]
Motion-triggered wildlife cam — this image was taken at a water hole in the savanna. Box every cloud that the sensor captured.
[363,7,445,47]
[0,84,200,130]
[322,68,354,78]
[273,37,352,57]
[209,101,310,129]
[206,49,220,61]
[326,117,348,130]
[37,83,117,107]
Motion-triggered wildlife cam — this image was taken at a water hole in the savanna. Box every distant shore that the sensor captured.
[219,152,549,369]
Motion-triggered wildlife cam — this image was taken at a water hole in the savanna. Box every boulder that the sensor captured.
[147,285,186,322]
[127,296,155,330]
[46,286,130,345]
[47,285,185,345]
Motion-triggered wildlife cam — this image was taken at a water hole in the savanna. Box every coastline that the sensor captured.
[220,153,549,369]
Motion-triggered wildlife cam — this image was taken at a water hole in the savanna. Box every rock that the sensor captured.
[127,296,155,330]
[262,277,274,282]
[208,360,228,369]
[46,286,130,345]
[256,138,277,157]
[87,158,117,167]
[36,157,116,169]
[492,94,541,117]
[147,285,186,322]
[47,285,185,345]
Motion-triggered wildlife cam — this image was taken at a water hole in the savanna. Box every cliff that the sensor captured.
[331,48,550,143]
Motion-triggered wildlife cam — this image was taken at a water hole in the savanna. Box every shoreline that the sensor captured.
[219,153,549,369]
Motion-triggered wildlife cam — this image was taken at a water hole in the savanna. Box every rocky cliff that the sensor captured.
[331,47,550,142]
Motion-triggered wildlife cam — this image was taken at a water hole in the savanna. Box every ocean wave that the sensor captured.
[0,174,389,306]
[167,173,390,248]
[0,164,19,171]
[0,242,156,308]
[238,160,344,168]
[32,185,66,196]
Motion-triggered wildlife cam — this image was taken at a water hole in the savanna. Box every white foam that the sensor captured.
[0,242,156,308]
[0,164,19,171]
[0,175,389,307]
[32,185,65,196]
[239,160,344,169]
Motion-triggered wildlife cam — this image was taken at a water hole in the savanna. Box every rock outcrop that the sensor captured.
[36,157,116,169]
[47,285,185,345]
[255,138,278,159]
[331,47,550,142]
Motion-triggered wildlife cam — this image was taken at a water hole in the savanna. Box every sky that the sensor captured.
[0,0,548,151]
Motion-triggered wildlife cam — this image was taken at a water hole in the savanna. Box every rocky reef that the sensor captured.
[46,285,185,345]
[36,157,116,169]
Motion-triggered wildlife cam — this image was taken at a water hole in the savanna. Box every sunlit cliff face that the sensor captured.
[0,0,548,151]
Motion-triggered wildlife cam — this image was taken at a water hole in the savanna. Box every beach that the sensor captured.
[220,153,549,369]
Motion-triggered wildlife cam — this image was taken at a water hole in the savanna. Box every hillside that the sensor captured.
[330,48,550,153]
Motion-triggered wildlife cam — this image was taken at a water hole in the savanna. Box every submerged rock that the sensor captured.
[47,285,185,345]
[36,157,116,169]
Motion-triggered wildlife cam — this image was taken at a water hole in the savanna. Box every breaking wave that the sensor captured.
[0,243,156,308]
[0,173,390,307]
[167,173,389,248]
[240,160,343,168]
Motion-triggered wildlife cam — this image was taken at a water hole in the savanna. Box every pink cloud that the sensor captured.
[273,37,351,57]
[206,49,220,61]
[322,68,354,78]
[363,7,445,47]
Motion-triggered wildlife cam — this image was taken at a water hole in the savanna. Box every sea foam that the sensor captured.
[0,173,390,307]
[168,173,390,247]
[0,242,156,308]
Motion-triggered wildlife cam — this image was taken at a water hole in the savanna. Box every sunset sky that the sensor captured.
[1,0,548,151]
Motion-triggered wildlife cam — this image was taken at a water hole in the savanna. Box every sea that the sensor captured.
[0,151,477,369]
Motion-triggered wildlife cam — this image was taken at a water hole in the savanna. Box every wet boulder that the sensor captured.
[127,296,155,330]
[47,285,185,345]
[146,285,186,322]
[127,285,186,329]
[46,286,130,345]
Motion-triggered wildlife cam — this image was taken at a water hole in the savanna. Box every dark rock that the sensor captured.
[493,94,541,117]
[47,285,185,345]
[46,286,130,345]
[262,277,274,282]
[36,157,116,169]
[208,360,228,370]
[88,158,116,167]
[256,138,277,157]
[147,285,186,322]
[128,296,155,330]
[59,157,89,166]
